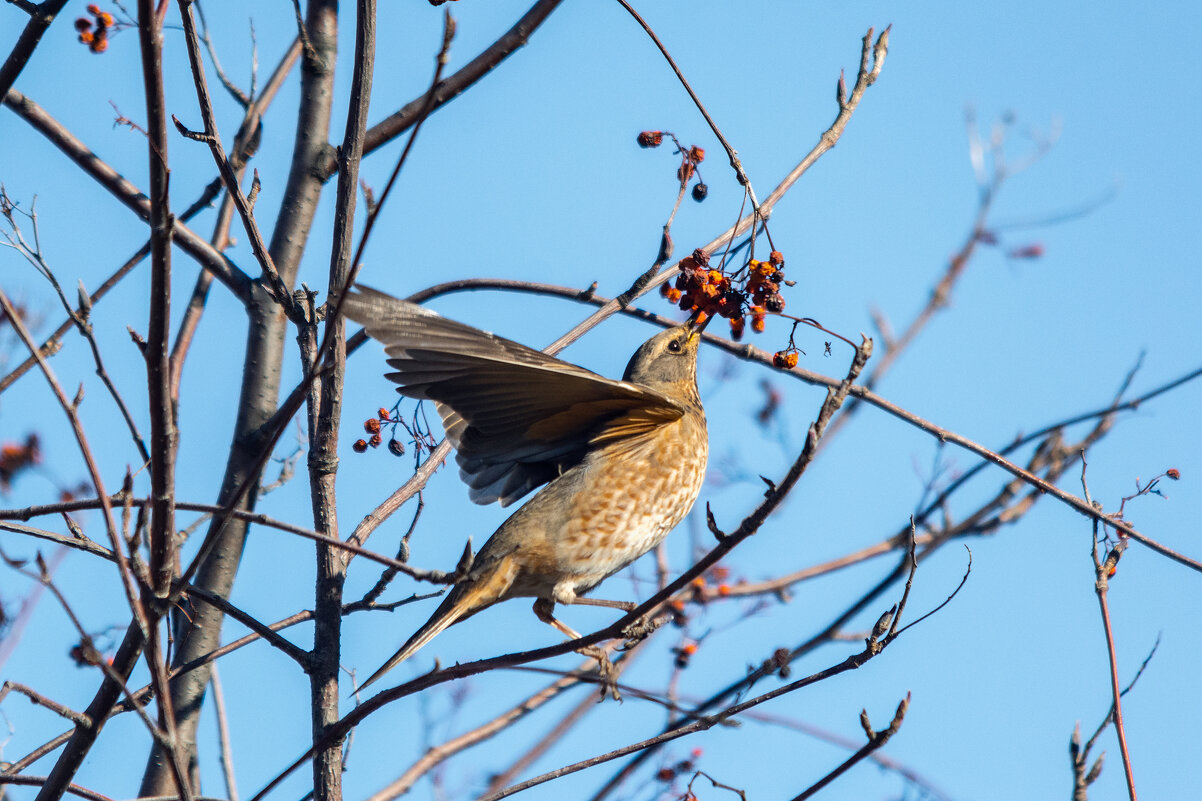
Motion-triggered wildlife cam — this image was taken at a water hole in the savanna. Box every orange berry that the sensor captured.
[364,418,381,434]
[681,642,698,655]
[751,316,765,333]
[378,407,391,420]
[1167,468,1181,480]
[87,3,101,14]
[772,351,798,369]
[717,584,732,596]
[769,250,784,266]
[369,433,382,447]
[691,576,706,589]
[352,439,368,453]
[689,146,705,163]
[79,31,94,43]
[99,12,114,26]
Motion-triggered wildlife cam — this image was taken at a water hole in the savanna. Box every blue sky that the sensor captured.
[2,2,1200,800]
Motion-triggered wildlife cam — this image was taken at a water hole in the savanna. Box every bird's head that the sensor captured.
[622,317,706,389]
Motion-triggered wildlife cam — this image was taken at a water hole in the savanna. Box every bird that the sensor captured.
[341,286,708,692]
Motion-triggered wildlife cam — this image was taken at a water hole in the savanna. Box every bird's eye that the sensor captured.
[667,339,682,353]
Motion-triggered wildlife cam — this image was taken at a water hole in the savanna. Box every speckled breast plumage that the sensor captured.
[495,405,708,603]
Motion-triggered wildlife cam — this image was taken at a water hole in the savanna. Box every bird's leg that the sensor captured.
[560,596,636,612]
[532,598,621,701]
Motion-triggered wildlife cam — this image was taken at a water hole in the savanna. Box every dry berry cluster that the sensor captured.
[660,248,804,370]
[352,408,406,455]
[75,5,115,54]
[352,405,439,459]
[660,249,788,337]
[638,131,708,202]
[654,748,705,784]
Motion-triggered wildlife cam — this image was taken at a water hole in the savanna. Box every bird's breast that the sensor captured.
[553,411,708,587]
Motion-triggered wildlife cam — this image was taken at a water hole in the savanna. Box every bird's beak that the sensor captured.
[687,311,712,338]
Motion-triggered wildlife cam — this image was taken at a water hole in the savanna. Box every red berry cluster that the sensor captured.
[75,5,115,53]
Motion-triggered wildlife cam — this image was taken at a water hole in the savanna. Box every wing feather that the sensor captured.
[342,287,683,505]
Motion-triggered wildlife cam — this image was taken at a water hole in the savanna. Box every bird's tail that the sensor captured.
[356,554,519,693]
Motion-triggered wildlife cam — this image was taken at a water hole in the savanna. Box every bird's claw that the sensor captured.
[583,646,622,702]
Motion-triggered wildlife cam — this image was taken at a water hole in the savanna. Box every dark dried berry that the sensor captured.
[691,182,708,202]
[764,294,785,313]
[388,439,405,456]
[352,439,368,453]
[637,130,664,148]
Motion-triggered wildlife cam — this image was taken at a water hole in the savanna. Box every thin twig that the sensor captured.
[209,663,239,801]
[0,288,140,632]
[0,192,150,463]
[789,695,910,801]
[176,0,293,315]
[0,0,71,99]
[614,0,760,202]
[326,0,566,178]
[2,91,253,301]
[0,775,115,801]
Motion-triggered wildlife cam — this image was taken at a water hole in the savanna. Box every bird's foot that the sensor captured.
[582,645,622,702]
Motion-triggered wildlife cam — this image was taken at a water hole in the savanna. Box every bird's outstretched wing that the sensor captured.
[342,287,684,506]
